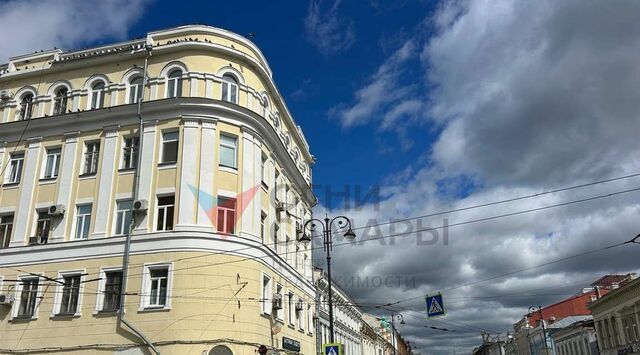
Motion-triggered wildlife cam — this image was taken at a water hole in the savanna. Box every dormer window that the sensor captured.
[129,76,143,104]
[19,93,34,120]
[221,74,238,103]
[53,88,68,115]
[91,81,106,109]
[167,69,183,98]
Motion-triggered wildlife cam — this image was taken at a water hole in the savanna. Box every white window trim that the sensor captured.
[72,204,92,239]
[11,273,44,320]
[113,199,133,236]
[219,134,238,169]
[298,296,304,331]
[288,290,295,326]
[126,76,144,105]
[160,131,179,165]
[139,262,173,311]
[94,266,122,314]
[82,141,100,175]
[120,136,139,170]
[307,304,313,335]
[261,272,272,315]
[155,194,175,232]
[5,153,24,184]
[40,147,61,180]
[51,269,85,318]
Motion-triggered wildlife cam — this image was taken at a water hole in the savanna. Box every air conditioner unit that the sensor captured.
[133,199,148,212]
[295,299,304,311]
[48,204,65,216]
[28,236,45,245]
[0,90,12,101]
[276,202,287,220]
[273,293,283,310]
[0,294,15,305]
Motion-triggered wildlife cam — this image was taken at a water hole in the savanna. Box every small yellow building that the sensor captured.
[0,25,316,355]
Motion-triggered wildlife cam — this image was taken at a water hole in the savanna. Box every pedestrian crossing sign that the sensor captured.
[426,293,445,317]
[323,343,343,355]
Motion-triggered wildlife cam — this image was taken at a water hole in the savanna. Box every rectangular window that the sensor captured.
[42,148,61,179]
[18,278,39,318]
[261,274,271,315]
[307,304,313,333]
[260,212,267,244]
[156,195,175,231]
[261,154,268,187]
[273,223,279,253]
[114,200,133,235]
[58,275,81,315]
[0,214,13,248]
[297,298,304,330]
[35,211,51,243]
[102,271,122,312]
[148,268,168,307]
[216,196,236,234]
[74,204,92,239]
[288,292,294,326]
[161,131,179,164]
[6,153,24,184]
[122,137,139,169]
[83,142,100,175]
[219,135,237,168]
[276,284,284,321]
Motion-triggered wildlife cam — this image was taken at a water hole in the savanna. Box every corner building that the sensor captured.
[0,25,316,355]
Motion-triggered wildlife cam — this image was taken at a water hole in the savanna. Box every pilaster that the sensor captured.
[134,120,157,232]
[196,119,217,227]
[50,131,80,242]
[91,126,119,238]
[177,119,199,227]
[10,137,42,246]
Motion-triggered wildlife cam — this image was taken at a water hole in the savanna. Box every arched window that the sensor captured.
[53,87,68,115]
[262,95,269,117]
[90,81,106,109]
[209,345,233,355]
[129,76,143,104]
[19,93,34,120]
[167,69,183,98]
[221,74,238,103]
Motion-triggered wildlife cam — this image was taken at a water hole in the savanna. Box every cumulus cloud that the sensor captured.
[0,0,150,62]
[304,0,356,56]
[321,0,640,353]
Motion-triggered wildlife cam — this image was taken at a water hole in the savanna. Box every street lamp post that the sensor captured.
[529,305,548,353]
[390,313,405,355]
[298,215,356,344]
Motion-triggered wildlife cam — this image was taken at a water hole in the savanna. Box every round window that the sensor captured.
[209,345,233,355]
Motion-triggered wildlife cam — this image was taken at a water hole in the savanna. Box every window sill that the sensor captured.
[287,324,295,330]
[52,313,81,319]
[2,182,20,189]
[158,162,176,170]
[94,310,119,317]
[11,315,37,322]
[118,168,136,174]
[39,178,57,185]
[219,165,238,174]
[138,306,171,313]
[79,173,96,180]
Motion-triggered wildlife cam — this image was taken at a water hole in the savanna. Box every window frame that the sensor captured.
[82,141,100,176]
[121,136,139,170]
[41,147,61,180]
[13,275,41,320]
[0,214,13,248]
[113,199,133,236]
[90,81,106,109]
[139,262,173,311]
[34,210,51,244]
[53,87,69,115]
[216,196,237,234]
[128,75,144,104]
[94,266,123,314]
[261,273,272,315]
[53,271,84,317]
[19,93,34,120]
[156,195,175,232]
[166,69,183,98]
[287,291,295,326]
[218,134,238,169]
[160,131,179,165]
[74,204,92,239]
[275,283,284,321]
[5,153,24,184]
[221,74,239,104]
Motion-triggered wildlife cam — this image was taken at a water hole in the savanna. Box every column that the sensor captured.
[177,119,199,227]
[10,137,42,247]
[50,131,80,242]
[70,90,82,112]
[204,74,214,98]
[268,158,277,250]
[2,100,16,123]
[91,126,119,238]
[196,120,217,226]
[252,136,263,238]
[240,126,260,239]
[134,120,157,232]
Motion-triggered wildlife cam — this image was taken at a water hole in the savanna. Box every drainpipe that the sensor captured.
[118,43,160,355]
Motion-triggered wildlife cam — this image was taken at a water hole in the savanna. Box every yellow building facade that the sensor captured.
[0,25,316,355]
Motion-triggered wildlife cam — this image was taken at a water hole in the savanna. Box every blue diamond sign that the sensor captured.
[323,343,343,355]
[426,293,445,318]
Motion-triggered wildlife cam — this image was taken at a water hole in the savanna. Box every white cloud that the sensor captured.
[304,0,356,56]
[322,0,640,353]
[0,0,150,62]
